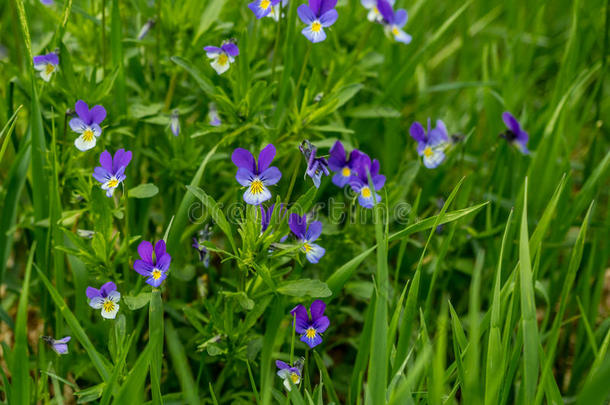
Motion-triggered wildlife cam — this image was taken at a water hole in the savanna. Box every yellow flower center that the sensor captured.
[261,0,271,9]
[341,167,351,177]
[45,64,55,75]
[424,147,433,157]
[107,178,119,188]
[303,242,312,253]
[392,27,400,36]
[373,6,379,13]
[152,269,162,280]
[83,129,94,142]
[361,186,372,198]
[290,373,300,384]
[218,54,229,66]
[306,327,317,339]
[250,179,264,195]
[103,299,115,313]
[311,21,322,32]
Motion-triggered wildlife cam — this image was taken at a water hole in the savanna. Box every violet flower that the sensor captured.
[297,0,338,43]
[204,42,239,75]
[290,300,330,348]
[289,213,325,263]
[42,336,71,355]
[276,359,304,391]
[299,140,329,188]
[208,103,221,126]
[348,153,386,208]
[360,0,393,22]
[377,0,411,44]
[170,109,180,136]
[33,52,59,82]
[70,100,107,151]
[92,149,132,197]
[134,240,171,287]
[249,0,281,19]
[260,203,286,233]
[192,225,212,268]
[86,281,120,319]
[409,119,449,169]
[232,144,282,205]
[40,0,54,5]
[267,0,288,21]
[501,112,529,154]
[328,140,364,187]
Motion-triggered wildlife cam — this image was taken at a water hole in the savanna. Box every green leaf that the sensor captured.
[128,183,159,199]
[123,292,151,310]
[277,279,332,298]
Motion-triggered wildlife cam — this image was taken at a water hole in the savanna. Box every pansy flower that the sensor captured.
[299,140,330,188]
[289,213,325,263]
[86,281,120,319]
[377,0,411,44]
[267,0,288,21]
[170,109,180,136]
[501,112,529,154]
[92,149,132,197]
[260,203,286,233]
[70,100,107,151]
[328,140,364,187]
[297,0,338,43]
[133,240,171,287]
[192,225,212,268]
[349,153,386,208]
[33,52,59,82]
[276,358,304,391]
[360,0,393,22]
[232,144,282,205]
[208,103,221,126]
[42,336,71,355]
[290,300,330,348]
[249,0,281,19]
[204,42,239,75]
[409,119,449,169]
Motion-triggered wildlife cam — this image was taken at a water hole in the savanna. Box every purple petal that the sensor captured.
[300,332,323,348]
[99,150,113,172]
[319,9,338,27]
[393,8,407,27]
[75,100,90,123]
[310,299,326,320]
[113,149,132,173]
[377,0,394,23]
[260,166,282,186]
[221,43,239,57]
[154,240,167,260]
[373,174,386,190]
[332,172,349,187]
[86,286,101,299]
[297,4,316,24]
[502,111,521,133]
[89,105,107,124]
[313,315,329,333]
[290,304,310,333]
[146,271,167,288]
[349,176,365,193]
[156,253,171,271]
[305,221,322,242]
[309,0,321,15]
[232,148,256,172]
[55,336,71,343]
[100,281,117,296]
[428,128,448,146]
[137,240,154,263]
[249,0,271,18]
[93,167,112,183]
[276,360,290,370]
[257,144,276,172]
[69,118,86,133]
[319,0,337,15]
[288,213,307,238]
[409,121,426,142]
[304,243,325,263]
[204,46,223,56]
[53,343,69,354]
[134,260,153,276]
[236,168,256,186]
[328,141,346,171]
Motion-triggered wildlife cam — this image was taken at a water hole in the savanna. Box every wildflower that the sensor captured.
[348,153,385,208]
[409,119,449,169]
[249,0,282,19]
[92,149,132,197]
[42,336,71,355]
[299,140,329,188]
[70,100,107,151]
[76,229,95,238]
[137,19,155,40]
[328,140,364,187]
[40,0,54,5]
[360,0,393,22]
[133,240,171,287]
[231,144,282,205]
[208,103,221,126]
[86,281,120,319]
[501,112,529,154]
[276,358,304,391]
[297,0,338,43]
[290,300,329,348]
[33,52,59,82]
[288,213,325,263]
[170,109,180,136]
[377,0,411,44]
[267,0,288,21]
[204,42,239,75]
[192,225,212,268]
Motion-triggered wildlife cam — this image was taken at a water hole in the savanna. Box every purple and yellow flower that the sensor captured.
[377,0,411,44]
[204,42,239,75]
[299,140,330,188]
[133,240,171,287]
[92,149,132,197]
[297,0,338,43]
[360,0,393,22]
[409,119,449,169]
[86,281,120,319]
[276,359,304,391]
[70,100,107,151]
[267,0,288,20]
[328,140,364,187]
[33,52,59,82]
[192,225,212,268]
[289,213,325,263]
[349,153,385,208]
[260,203,285,233]
[232,144,282,205]
[208,103,221,126]
[501,112,529,154]
[290,300,329,348]
[170,109,180,136]
[249,0,281,19]
[42,336,71,355]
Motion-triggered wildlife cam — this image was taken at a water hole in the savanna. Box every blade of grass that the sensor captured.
[165,319,199,405]
[150,289,164,404]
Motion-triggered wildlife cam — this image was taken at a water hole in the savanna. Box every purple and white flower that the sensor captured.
[328,140,364,187]
[208,103,221,126]
[290,300,330,348]
[409,119,449,169]
[133,240,171,288]
[33,52,59,82]
[86,281,120,319]
[232,144,282,205]
[170,109,180,136]
[360,0,394,22]
[249,0,282,19]
[349,153,386,208]
[297,0,338,43]
[192,225,212,268]
[70,100,107,151]
[276,359,304,391]
[289,213,325,263]
[42,336,71,355]
[267,0,288,21]
[204,42,239,75]
[377,0,411,44]
[300,140,330,188]
[92,149,132,197]
[501,112,529,154]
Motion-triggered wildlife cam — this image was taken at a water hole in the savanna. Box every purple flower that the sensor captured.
[290,300,329,348]
[192,225,212,267]
[42,336,71,355]
[33,52,59,82]
[260,203,282,232]
[40,0,54,5]
[92,149,132,197]
[409,119,449,169]
[328,140,364,187]
[289,213,325,263]
[133,240,171,287]
[137,19,155,40]
[170,109,180,136]
[267,0,288,20]
[249,0,282,19]
[86,281,120,319]
[360,0,393,22]
[232,144,282,205]
[204,42,239,75]
[297,0,338,43]
[70,100,107,151]
[377,0,411,44]
[276,359,304,390]
[208,103,221,126]
[299,140,329,188]
[348,153,386,208]
[501,112,529,154]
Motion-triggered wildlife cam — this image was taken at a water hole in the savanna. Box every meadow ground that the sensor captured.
[0,0,609,403]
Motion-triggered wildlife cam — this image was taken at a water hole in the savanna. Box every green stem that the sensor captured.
[150,289,164,404]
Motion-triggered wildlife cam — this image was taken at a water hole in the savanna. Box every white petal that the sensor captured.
[101,303,119,319]
[89,297,104,309]
[75,135,96,151]
[211,59,231,75]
